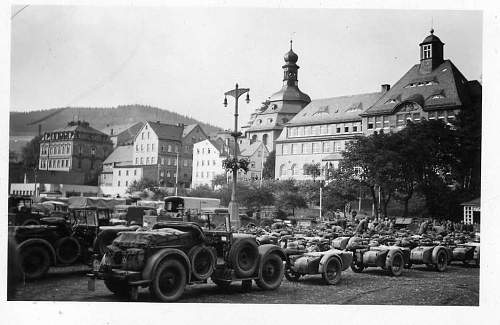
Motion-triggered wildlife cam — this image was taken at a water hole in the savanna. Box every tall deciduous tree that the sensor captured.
[303,163,321,182]
[21,135,41,174]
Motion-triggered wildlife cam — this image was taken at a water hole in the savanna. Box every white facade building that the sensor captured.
[191,139,230,188]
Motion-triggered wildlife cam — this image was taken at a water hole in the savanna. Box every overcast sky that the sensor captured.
[10,6,482,130]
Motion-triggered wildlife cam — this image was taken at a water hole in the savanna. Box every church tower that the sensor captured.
[282,40,300,86]
[419,29,445,74]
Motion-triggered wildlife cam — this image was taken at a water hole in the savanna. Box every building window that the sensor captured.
[134,169,137,176]
[279,164,286,177]
[298,127,304,136]
[167,172,171,178]
[437,111,445,120]
[125,181,128,187]
[147,132,150,139]
[175,145,179,153]
[141,132,144,140]
[313,142,321,154]
[312,125,320,135]
[291,164,299,176]
[126,170,129,176]
[422,44,432,59]
[353,126,358,132]
[304,126,311,136]
[334,142,342,153]
[323,141,332,153]
[118,170,121,176]
[262,134,268,146]
[146,157,150,164]
[336,127,341,133]
[282,144,290,155]
[141,144,144,151]
[147,144,150,152]
[302,143,311,154]
[118,181,120,187]
[344,126,349,133]
[151,157,155,164]
[383,117,390,128]
[135,145,139,151]
[140,158,143,164]
[292,143,299,154]
[168,145,172,152]
[396,114,405,126]
[320,125,328,135]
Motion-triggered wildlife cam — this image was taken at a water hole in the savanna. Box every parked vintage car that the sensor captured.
[284,236,353,285]
[88,218,286,302]
[452,242,480,267]
[15,197,137,280]
[8,196,46,226]
[346,236,409,276]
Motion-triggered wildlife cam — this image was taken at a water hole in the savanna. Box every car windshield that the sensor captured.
[73,209,97,226]
[199,212,229,231]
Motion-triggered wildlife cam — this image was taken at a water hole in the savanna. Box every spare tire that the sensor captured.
[54,236,81,265]
[93,229,120,255]
[228,238,259,277]
[188,245,216,280]
[256,253,284,290]
[20,245,51,280]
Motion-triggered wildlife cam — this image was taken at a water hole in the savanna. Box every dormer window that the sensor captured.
[422,44,432,59]
[258,119,262,124]
[431,94,445,99]
[386,98,398,104]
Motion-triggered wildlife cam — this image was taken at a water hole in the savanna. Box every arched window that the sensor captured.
[279,164,286,177]
[291,164,299,176]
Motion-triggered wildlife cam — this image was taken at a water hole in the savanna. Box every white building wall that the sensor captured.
[133,123,159,166]
[191,140,225,188]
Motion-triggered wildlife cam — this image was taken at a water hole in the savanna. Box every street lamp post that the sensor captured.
[224,83,250,228]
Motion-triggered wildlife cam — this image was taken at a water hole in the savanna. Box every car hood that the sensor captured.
[112,228,193,248]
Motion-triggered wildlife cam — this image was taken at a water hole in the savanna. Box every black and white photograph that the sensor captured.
[2,0,499,324]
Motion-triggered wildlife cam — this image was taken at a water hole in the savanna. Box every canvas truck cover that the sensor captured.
[68,197,126,210]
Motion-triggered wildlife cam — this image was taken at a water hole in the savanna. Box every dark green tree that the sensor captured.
[303,163,321,182]
[21,135,42,179]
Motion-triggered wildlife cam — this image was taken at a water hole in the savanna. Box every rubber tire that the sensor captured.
[188,245,216,281]
[228,238,259,278]
[93,230,119,256]
[284,268,300,282]
[149,259,187,302]
[351,262,364,273]
[322,257,342,285]
[386,251,404,276]
[104,278,130,297]
[435,249,448,272]
[22,219,40,226]
[20,245,51,280]
[256,253,284,290]
[54,236,81,265]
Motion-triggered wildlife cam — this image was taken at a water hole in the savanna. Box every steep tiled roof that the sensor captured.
[286,91,383,125]
[100,123,137,136]
[147,121,183,141]
[182,124,198,137]
[53,121,107,135]
[362,60,471,116]
[115,122,144,145]
[239,141,267,157]
[103,145,133,165]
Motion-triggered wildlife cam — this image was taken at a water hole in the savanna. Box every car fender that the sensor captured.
[257,244,286,276]
[18,238,56,266]
[142,248,191,283]
[432,246,447,264]
[318,252,343,274]
[385,248,402,266]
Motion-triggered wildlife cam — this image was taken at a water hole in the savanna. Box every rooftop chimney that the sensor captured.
[381,84,390,92]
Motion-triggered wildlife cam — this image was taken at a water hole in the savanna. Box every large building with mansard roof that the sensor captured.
[275,29,481,181]
[242,41,311,152]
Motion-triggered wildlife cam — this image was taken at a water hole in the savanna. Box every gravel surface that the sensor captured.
[12,262,479,305]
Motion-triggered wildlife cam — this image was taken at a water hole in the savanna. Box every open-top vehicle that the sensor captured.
[407,237,453,272]
[87,216,286,302]
[15,197,138,280]
[283,236,353,285]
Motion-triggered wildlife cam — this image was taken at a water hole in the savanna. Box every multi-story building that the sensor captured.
[98,145,133,187]
[243,41,311,152]
[191,138,234,188]
[275,29,481,180]
[131,121,209,188]
[275,91,384,180]
[180,124,209,188]
[361,29,481,134]
[38,120,113,185]
[239,141,269,181]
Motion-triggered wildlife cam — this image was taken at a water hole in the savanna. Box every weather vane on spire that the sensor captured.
[430,17,434,34]
[290,32,296,50]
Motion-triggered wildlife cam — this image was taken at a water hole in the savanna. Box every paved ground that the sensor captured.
[12,262,479,305]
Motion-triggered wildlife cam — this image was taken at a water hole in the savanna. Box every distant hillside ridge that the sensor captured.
[10,105,222,136]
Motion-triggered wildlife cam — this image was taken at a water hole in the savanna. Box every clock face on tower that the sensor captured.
[288,71,295,78]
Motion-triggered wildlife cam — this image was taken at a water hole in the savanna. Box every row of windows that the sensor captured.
[11,190,35,196]
[134,143,181,153]
[117,169,137,177]
[41,144,72,155]
[196,147,213,155]
[196,171,216,179]
[366,110,456,129]
[287,122,361,138]
[40,158,76,169]
[159,171,177,178]
[196,159,217,167]
[277,140,346,156]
